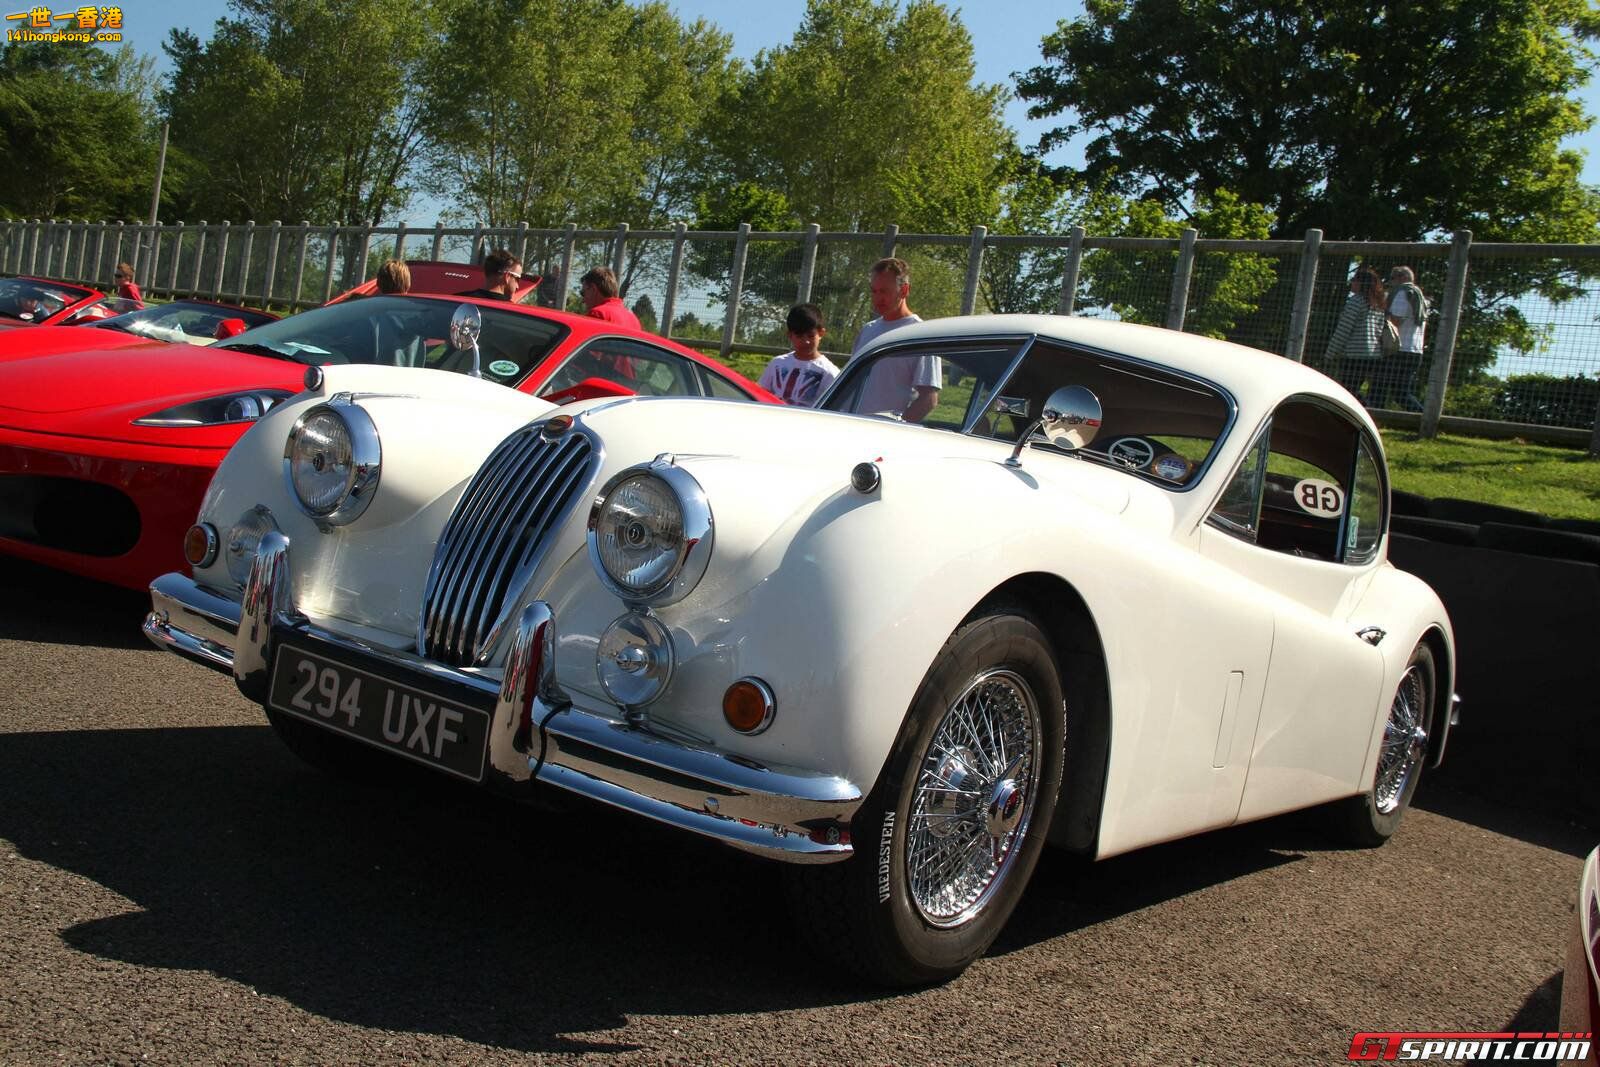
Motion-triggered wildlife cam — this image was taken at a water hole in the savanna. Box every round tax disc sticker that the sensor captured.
[1293,478,1344,517]
[488,359,519,378]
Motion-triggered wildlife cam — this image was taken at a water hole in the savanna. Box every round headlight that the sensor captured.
[284,402,380,525]
[586,464,712,606]
[224,506,278,588]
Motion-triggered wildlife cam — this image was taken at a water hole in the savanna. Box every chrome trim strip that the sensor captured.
[537,704,861,863]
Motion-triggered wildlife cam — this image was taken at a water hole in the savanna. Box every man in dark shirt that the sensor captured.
[458,248,522,300]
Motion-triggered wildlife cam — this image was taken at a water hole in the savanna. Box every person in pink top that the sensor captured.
[579,266,641,329]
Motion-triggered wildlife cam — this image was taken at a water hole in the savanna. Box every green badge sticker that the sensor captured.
[488,359,519,378]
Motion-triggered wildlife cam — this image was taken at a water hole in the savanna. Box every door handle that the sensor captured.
[1355,626,1386,646]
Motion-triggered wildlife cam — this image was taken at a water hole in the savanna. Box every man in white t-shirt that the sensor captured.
[759,303,840,406]
[850,257,940,422]
[1384,265,1428,412]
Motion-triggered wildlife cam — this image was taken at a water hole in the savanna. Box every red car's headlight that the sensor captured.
[133,390,293,427]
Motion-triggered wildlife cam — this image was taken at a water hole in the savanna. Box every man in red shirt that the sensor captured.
[579,266,641,328]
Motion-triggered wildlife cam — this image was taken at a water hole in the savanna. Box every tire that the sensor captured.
[264,707,401,784]
[788,609,1066,986]
[1331,643,1435,847]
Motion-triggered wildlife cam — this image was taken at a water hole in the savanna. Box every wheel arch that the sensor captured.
[1419,626,1453,768]
[972,572,1111,855]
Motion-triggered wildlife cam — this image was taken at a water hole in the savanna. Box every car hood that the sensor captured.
[0,324,163,361]
[0,343,306,447]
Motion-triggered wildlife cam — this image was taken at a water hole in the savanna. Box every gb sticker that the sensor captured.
[1293,478,1343,518]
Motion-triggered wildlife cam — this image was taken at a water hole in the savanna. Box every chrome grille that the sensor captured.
[419,428,595,666]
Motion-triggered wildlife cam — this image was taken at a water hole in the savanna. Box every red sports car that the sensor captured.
[0,275,110,328]
[0,293,777,589]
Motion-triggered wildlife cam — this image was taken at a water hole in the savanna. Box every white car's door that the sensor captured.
[1197,398,1391,820]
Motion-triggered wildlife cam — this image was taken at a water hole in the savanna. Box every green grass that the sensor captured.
[1381,431,1600,520]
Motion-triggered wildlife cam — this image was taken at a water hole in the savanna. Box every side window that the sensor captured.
[542,339,704,398]
[1208,429,1269,540]
[701,366,752,400]
[1208,398,1375,565]
[1345,438,1385,564]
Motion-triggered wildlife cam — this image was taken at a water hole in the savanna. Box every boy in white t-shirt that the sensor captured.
[758,303,840,407]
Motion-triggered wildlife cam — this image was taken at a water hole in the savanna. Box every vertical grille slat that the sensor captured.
[419,428,595,666]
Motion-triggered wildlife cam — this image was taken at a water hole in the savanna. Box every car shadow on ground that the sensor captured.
[0,558,152,651]
[0,724,1355,1052]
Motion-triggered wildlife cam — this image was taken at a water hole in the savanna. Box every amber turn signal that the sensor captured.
[184,523,219,568]
[722,678,775,734]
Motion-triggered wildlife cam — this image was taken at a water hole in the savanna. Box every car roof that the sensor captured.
[861,313,1366,427]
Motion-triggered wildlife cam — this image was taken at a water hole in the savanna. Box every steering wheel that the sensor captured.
[1105,435,1159,470]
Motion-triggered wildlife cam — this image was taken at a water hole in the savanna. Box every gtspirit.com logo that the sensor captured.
[1348,1032,1593,1061]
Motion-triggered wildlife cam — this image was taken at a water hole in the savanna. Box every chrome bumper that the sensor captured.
[144,534,861,863]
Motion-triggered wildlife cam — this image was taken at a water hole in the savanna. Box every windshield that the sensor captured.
[0,277,91,322]
[90,300,276,344]
[822,336,1233,489]
[213,295,568,384]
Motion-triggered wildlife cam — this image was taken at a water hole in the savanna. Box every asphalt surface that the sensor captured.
[0,558,1591,1066]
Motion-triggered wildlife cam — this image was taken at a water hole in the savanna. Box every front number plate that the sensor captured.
[268,645,491,783]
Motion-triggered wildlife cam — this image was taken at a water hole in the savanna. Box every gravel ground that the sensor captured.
[0,560,1589,1065]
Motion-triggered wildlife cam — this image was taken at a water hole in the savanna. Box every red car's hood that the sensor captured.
[0,325,163,361]
[0,343,306,446]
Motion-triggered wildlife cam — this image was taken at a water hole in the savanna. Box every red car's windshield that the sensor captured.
[214,295,568,385]
[0,277,93,322]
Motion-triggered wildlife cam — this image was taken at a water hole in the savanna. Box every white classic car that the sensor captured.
[145,312,1458,985]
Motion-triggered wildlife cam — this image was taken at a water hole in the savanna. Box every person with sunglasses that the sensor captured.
[457,248,522,300]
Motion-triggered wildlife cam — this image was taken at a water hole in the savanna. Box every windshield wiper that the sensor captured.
[217,342,306,363]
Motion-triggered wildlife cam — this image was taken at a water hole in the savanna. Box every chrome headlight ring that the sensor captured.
[585,460,713,607]
[282,397,381,527]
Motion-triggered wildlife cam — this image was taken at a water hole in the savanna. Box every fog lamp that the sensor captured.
[595,610,674,708]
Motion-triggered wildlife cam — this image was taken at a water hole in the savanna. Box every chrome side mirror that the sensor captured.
[450,304,484,378]
[1005,385,1103,468]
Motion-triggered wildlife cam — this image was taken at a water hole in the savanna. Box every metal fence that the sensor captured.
[4,217,1599,451]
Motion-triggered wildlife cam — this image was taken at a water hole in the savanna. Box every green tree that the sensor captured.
[0,44,156,220]
[160,0,431,227]
[1017,0,1600,244]
[694,0,1016,343]
[1083,190,1278,339]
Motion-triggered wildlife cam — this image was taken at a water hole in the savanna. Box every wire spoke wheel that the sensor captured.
[906,668,1041,928]
[1374,663,1429,815]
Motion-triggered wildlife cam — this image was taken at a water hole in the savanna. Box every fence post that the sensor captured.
[880,224,899,259]
[796,222,820,305]
[960,225,988,315]
[41,219,56,278]
[720,222,750,359]
[611,222,628,281]
[661,221,687,337]
[469,225,484,264]
[27,219,41,275]
[165,221,184,293]
[236,221,257,301]
[190,222,208,294]
[72,220,86,280]
[1283,228,1323,362]
[145,223,161,294]
[260,220,282,305]
[92,221,107,284]
[320,226,339,302]
[556,222,577,309]
[431,221,445,261]
[515,221,528,267]
[355,226,373,288]
[1420,229,1474,439]
[393,223,408,262]
[1057,226,1086,315]
[290,222,310,309]
[211,221,230,298]
[1166,227,1197,332]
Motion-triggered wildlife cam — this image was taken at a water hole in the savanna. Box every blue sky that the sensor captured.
[118,0,1600,209]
